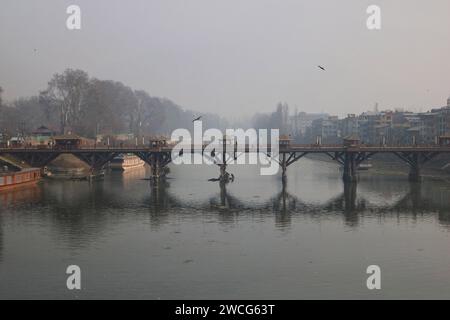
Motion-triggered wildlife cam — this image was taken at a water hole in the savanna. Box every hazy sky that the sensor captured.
[1,0,449,118]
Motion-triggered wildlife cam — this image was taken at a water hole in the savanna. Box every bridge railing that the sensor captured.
[1,143,449,152]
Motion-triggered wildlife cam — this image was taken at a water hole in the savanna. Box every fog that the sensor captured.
[1,0,450,118]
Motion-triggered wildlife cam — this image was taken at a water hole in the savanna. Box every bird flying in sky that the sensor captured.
[192,116,202,122]
[317,65,325,71]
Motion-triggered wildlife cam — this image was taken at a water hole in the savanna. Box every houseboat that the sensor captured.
[0,168,41,191]
[110,154,145,171]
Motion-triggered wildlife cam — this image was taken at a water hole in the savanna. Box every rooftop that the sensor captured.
[343,134,360,141]
[53,133,83,140]
[32,126,54,134]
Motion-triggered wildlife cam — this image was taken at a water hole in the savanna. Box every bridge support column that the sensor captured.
[393,151,440,183]
[216,144,234,183]
[135,151,171,184]
[408,154,421,182]
[87,167,104,181]
[72,152,118,181]
[281,153,287,182]
[150,155,162,183]
[343,152,357,182]
[219,163,228,182]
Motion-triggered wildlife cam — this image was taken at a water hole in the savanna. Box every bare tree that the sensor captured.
[39,69,90,133]
[3,68,228,138]
[134,90,161,136]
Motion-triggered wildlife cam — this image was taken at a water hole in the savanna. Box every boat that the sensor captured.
[0,168,42,191]
[110,154,145,171]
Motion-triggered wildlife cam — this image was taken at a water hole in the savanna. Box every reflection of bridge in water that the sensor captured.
[2,144,450,183]
[2,176,450,256]
[254,181,450,229]
[143,179,450,227]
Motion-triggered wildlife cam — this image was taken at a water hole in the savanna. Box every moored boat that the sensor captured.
[0,168,42,191]
[110,154,145,171]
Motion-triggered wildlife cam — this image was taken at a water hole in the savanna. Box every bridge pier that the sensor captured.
[219,163,228,182]
[215,143,235,183]
[343,152,357,182]
[150,156,161,183]
[135,151,171,184]
[72,152,119,180]
[325,151,374,183]
[393,151,440,183]
[277,151,308,184]
[408,154,421,182]
[281,153,287,182]
[149,154,171,184]
[87,167,104,181]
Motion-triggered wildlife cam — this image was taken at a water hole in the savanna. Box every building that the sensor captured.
[311,116,341,143]
[9,136,25,147]
[149,136,169,148]
[279,134,292,148]
[28,126,55,147]
[53,134,95,149]
[0,132,9,148]
[289,111,328,142]
[290,96,450,146]
[340,114,359,138]
[343,134,360,147]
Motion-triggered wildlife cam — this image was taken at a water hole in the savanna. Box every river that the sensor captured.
[1,158,450,299]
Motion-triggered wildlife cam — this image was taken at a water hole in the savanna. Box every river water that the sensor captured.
[1,158,450,299]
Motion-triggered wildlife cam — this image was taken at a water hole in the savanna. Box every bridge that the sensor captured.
[1,144,449,183]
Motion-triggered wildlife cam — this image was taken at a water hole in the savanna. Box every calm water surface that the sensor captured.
[1,158,450,299]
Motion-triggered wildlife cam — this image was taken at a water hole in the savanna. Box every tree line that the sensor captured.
[0,69,228,138]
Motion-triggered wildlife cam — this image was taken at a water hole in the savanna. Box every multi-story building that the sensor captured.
[357,111,379,144]
[311,116,341,143]
[289,111,328,142]
[290,112,328,135]
[340,114,359,138]
[293,97,450,145]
